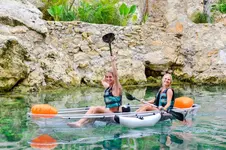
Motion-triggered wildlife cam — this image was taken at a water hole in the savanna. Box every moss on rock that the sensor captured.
[0,38,28,92]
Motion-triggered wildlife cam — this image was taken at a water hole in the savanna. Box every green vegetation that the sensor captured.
[119,3,137,26]
[141,13,149,24]
[41,0,137,26]
[77,0,120,25]
[191,11,209,23]
[47,4,76,21]
[212,0,226,14]
[0,99,28,141]
[191,0,226,24]
[42,0,76,21]
[209,0,226,23]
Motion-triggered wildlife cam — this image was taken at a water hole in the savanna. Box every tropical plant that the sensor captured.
[47,5,64,21]
[119,3,137,26]
[77,0,121,25]
[41,0,69,20]
[41,0,139,26]
[211,0,226,14]
[62,5,76,21]
[42,0,76,21]
[47,4,76,21]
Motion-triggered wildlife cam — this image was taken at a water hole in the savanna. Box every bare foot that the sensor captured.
[67,122,82,128]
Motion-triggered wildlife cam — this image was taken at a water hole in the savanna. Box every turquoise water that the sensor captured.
[0,85,226,149]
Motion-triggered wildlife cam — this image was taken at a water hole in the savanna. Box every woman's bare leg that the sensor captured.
[67,106,112,127]
[136,105,158,112]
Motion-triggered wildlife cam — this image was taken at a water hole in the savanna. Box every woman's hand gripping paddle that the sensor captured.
[125,92,185,121]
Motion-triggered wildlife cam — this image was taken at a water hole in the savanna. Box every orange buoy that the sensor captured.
[174,97,194,108]
[30,134,57,150]
[31,104,58,118]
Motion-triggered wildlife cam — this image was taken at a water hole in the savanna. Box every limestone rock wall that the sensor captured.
[162,0,226,83]
[1,0,226,92]
[0,36,28,91]
[0,20,147,92]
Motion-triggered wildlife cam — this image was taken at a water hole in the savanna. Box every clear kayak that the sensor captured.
[28,105,159,128]
[27,104,200,128]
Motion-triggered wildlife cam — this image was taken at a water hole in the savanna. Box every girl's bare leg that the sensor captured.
[136,105,158,112]
[67,106,112,127]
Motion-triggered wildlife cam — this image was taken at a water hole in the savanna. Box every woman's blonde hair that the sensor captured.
[105,69,115,77]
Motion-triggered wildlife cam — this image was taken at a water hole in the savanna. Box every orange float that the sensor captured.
[31,104,58,118]
[30,134,57,150]
[174,97,194,108]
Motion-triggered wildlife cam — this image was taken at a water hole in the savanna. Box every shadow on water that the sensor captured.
[0,85,226,149]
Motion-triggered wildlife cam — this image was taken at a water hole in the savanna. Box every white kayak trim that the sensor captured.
[115,113,161,128]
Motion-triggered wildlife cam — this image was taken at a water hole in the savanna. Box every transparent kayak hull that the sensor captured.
[27,104,200,128]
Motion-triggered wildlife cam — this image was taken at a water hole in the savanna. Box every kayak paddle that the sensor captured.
[125,92,185,121]
[125,92,156,107]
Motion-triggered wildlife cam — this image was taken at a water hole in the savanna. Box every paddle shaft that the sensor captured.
[109,43,113,56]
[133,97,184,121]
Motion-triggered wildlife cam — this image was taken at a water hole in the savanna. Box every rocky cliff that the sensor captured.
[0,0,226,92]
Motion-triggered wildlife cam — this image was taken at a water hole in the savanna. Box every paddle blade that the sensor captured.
[169,110,184,121]
[102,33,115,44]
[125,92,135,101]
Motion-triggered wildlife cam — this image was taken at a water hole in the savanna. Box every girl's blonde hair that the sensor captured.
[105,69,114,76]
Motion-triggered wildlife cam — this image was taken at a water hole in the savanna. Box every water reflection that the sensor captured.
[100,134,122,150]
[0,85,226,149]
[27,117,196,150]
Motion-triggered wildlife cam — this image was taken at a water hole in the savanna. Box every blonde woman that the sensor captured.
[68,55,122,127]
[136,74,174,112]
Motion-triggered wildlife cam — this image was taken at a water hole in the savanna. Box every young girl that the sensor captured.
[68,55,122,127]
[136,73,174,112]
